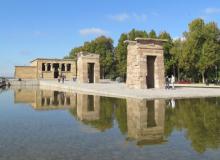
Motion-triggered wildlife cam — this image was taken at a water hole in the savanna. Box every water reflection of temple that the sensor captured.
[14,88,76,110]
[126,98,165,145]
[14,89,101,122]
[14,88,166,146]
[76,94,100,121]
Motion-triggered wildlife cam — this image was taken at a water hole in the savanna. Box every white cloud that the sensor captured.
[108,13,130,22]
[108,12,147,22]
[205,7,220,14]
[79,28,108,36]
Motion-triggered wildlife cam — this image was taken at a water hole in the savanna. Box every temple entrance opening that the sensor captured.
[147,56,156,88]
[53,63,59,78]
[88,63,95,83]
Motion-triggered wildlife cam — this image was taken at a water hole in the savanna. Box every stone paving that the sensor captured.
[39,80,220,100]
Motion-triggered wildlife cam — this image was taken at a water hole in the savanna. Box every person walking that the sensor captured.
[58,75,61,83]
[171,75,175,89]
[165,76,169,89]
[62,75,65,83]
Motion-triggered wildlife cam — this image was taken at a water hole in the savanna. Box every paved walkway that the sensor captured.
[39,80,220,100]
[175,83,220,88]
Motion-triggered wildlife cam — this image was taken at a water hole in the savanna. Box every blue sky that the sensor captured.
[1,0,220,76]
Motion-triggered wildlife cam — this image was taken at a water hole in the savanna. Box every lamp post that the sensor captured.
[215,65,218,80]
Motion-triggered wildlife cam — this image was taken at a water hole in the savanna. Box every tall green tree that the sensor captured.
[158,32,173,76]
[115,33,128,80]
[115,29,148,80]
[65,46,83,60]
[170,39,184,81]
[65,18,220,82]
[181,19,220,82]
[92,36,114,78]
[128,29,148,40]
[198,22,220,82]
[181,18,206,82]
[149,29,157,38]
[66,36,114,78]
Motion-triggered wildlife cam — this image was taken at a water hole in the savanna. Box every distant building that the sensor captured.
[15,58,76,80]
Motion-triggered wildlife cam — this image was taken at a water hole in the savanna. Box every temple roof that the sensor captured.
[30,58,74,63]
[124,38,167,45]
[77,51,99,58]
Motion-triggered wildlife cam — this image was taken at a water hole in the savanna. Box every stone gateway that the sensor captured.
[126,38,166,89]
[77,52,100,83]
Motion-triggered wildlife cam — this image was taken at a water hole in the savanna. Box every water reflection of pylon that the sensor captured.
[76,94,100,121]
[126,98,166,146]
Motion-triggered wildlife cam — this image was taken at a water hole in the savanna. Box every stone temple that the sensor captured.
[14,38,166,89]
[15,52,100,83]
[15,58,76,80]
[126,38,166,89]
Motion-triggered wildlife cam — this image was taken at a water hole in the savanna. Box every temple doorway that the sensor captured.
[88,63,94,83]
[53,63,59,78]
[146,56,156,88]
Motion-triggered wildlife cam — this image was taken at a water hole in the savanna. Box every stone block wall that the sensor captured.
[15,66,37,79]
[35,59,76,80]
[77,52,100,83]
[15,59,76,80]
[126,38,166,89]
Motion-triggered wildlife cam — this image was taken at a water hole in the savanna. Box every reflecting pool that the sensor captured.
[0,87,220,160]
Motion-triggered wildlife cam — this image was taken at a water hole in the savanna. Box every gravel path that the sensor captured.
[39,80,220,100]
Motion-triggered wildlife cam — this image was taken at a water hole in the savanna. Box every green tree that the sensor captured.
[158,32,173,76]
[66,36,114,78]
[115,33,128,80]
[128,29,148,40]
[115,29,148,80]
[181,18,206,82]
[170,39,184,80]
[180,19,220,82]
[92,36,114,78]
[65,46,83,61]
[198,22,220,82]
[149,29,157,38]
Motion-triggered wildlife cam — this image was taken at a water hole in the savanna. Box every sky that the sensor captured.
[1,0,220,76]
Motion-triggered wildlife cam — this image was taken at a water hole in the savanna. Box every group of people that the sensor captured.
[58,75,66,83]
[165,75,175,89]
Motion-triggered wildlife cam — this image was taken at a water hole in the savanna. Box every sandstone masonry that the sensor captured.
[77,52,100,83]
[126,38,166,89]
[15,58,76,80]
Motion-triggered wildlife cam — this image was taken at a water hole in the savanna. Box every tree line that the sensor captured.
[65,18,220,83]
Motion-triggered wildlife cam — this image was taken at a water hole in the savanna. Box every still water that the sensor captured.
[0,87,220,160]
